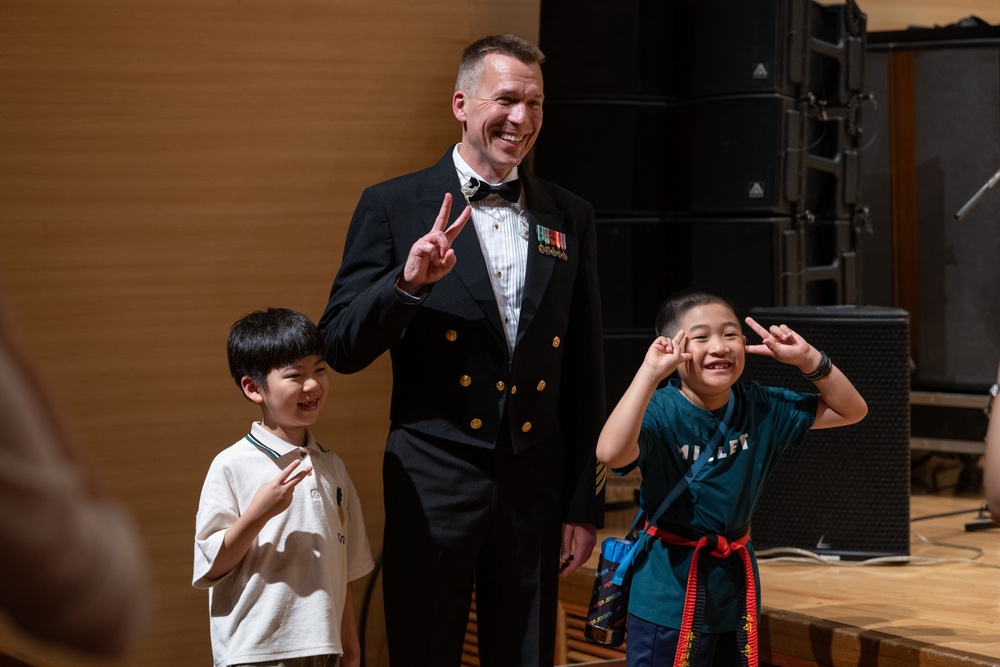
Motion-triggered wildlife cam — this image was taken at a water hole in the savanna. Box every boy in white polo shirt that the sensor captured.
[193,307,374,667]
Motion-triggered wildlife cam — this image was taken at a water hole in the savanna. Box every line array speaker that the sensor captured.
[597,218,860,331]
[539,0,677,98]
[537,94,863,219]
[539,0,866,103]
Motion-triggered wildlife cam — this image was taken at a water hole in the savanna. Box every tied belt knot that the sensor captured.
[645,522,758,667]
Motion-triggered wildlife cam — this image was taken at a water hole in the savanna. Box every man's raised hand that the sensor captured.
[399,193,471,294]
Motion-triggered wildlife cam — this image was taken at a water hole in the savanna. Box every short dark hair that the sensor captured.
[654,288,740,338]
[227,307,326,391]
[455,34,546,93]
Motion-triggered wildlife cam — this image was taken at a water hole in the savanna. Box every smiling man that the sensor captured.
[452,47,543,184]
[319,34,607,667]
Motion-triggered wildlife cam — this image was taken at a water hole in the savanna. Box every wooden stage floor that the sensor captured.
[757,492,1000,666]
[561,493,1000,667]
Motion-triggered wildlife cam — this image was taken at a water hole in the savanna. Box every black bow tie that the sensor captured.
[467,178,521,203]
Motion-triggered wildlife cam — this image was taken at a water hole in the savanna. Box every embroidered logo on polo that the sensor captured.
[536,224,568,260]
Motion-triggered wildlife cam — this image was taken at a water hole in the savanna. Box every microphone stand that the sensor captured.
[954,166,1000,220]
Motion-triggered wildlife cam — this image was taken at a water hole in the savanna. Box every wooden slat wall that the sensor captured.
[0,2,996,666]
[0,1,539,666]
[864,0,1000,31]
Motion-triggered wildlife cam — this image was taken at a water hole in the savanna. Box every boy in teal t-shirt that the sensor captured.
[596,288,868,667]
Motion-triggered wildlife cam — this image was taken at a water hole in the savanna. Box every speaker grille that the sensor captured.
[742,306,910,559]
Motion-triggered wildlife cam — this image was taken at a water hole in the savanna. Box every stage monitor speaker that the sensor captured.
[741,305,911,560]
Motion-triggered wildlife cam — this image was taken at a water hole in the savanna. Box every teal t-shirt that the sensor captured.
[622,378,817,632]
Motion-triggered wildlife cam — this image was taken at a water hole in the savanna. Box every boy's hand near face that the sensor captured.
[203,459,313,581]
[744,316,868,429]
[642,331,693,382]
[743,317,822,374]
[245,459,314,523]
[598,331,693,469]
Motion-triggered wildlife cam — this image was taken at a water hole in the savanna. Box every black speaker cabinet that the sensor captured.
[741,305,910,560]
[538,95,863,218]
[596,219,689,331]
[539,96,798,216]
[678,0,865,102]
[537,96,807,216]
[536,0,866,219]
[676,94,804,215]
[539,0,679,98]
[676,0,808,99]
[596,216,859,331]
[540,0,866,102]
[685,217,798,314]
[534,100,675,215]
[603,331,656,411]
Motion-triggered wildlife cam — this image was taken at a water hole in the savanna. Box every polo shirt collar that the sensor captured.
[245,422,328,461]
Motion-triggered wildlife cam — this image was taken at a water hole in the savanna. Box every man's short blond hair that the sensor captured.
[455,34,546,93]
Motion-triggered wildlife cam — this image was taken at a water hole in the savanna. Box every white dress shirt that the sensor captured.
[452,145,529,356]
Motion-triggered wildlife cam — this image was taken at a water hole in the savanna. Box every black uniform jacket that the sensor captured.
[320,148,606,525]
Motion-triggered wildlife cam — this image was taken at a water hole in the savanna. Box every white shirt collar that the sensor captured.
[452,144,520,192]
[248,421,327,458]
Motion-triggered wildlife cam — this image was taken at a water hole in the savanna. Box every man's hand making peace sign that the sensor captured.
[398,192,471,295]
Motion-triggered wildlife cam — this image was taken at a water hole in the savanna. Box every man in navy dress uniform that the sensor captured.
[320,34,606,667]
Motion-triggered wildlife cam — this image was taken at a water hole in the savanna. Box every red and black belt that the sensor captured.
[644,522,757,667]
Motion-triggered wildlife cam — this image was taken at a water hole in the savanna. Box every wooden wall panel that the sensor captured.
[864,0,1000,32]
[0,1,995,666]
[0,1,539,665]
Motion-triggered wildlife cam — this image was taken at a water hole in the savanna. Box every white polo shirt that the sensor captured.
[193,423,374,667]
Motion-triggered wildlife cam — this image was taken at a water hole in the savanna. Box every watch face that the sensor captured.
[991,383,1000,398]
